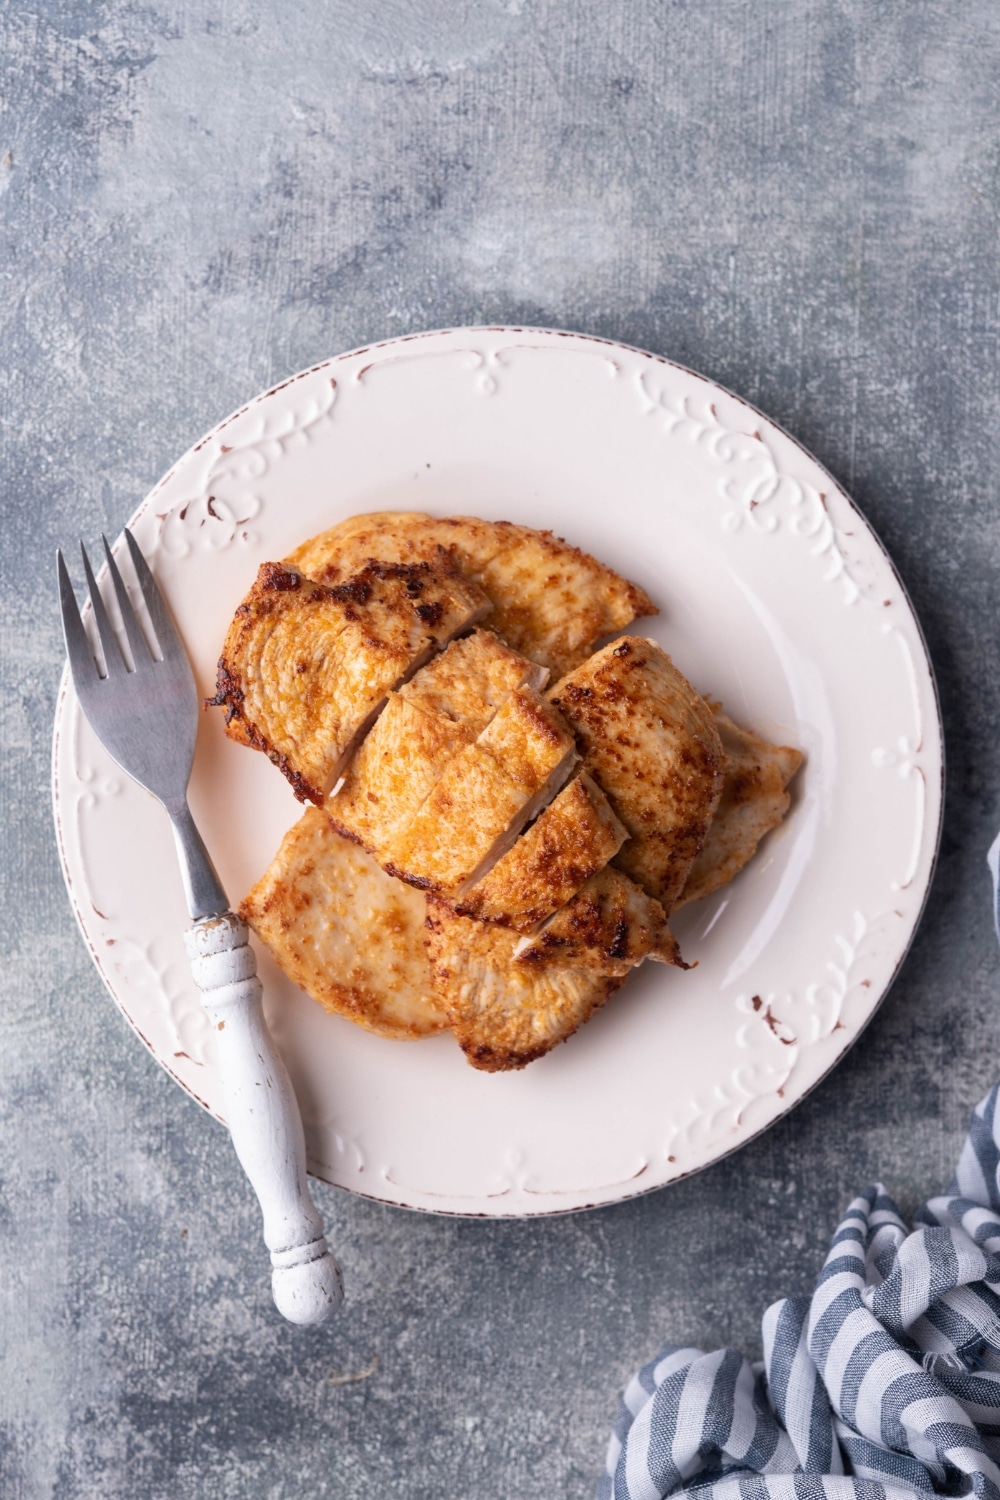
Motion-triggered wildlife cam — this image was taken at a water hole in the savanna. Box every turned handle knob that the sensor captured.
[183,912,343,1325]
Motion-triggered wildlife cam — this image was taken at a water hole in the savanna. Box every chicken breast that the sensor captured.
[208,559,489,803]
[425,897,626,1071]
[453,772,627,931]
[675,711,803,908]
[329,631,545,860]
[385,687,578,893]
[514,866,683,976]
[550,638,725,913]
[287,511,656,676]
[240,808,448,1039]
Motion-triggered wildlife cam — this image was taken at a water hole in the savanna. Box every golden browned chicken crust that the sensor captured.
[329,694,472,858]
[550,638,725,913]
[328,631,543,860]
[286,511,656,676]
[403,628,548,718]
[515,866,683,976]
[384,687,577,894]
[453,773,626,931]
[425,897,626,1071]
[208,558,488,803]
[675,711,803,908]
[240,808,448,1039]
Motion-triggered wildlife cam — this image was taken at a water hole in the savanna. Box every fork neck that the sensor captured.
[162,796,230,920]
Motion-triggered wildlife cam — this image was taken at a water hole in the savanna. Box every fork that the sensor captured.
[58,529,343,1326]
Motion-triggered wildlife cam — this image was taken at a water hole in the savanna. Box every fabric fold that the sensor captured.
[599,1085,1000,1500]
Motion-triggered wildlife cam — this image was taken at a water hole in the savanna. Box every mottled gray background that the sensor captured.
[3,2,1000,1496]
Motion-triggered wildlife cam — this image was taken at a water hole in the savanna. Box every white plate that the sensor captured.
[52,327,942,1217]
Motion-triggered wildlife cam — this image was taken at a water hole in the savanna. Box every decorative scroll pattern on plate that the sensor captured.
[154,373,339,559]
[659,906,898,1169]
[873,624,931,892]
[635,372,867,605]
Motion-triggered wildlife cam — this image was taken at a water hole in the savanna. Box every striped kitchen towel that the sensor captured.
[599,1084,1000,1500]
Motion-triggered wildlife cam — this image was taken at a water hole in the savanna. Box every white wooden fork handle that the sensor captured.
[183,911,344,1325]
[58,535,343,1326]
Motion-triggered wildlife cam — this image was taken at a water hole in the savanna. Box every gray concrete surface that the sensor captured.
[3,3,1000,1495]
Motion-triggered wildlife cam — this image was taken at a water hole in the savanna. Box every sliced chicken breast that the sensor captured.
[208,559,488,803]
[329,630,545,859]
[385,688,578,893]
[425,898,626,1071]
[550,638,725,912]
[454,772,626,931]
[286,510,656,676]
[514,865,684,976]
[675,711,803,908]
[240,808,448,1040]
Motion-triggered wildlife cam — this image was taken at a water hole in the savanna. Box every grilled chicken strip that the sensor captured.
[425,898,627,1071]
[240,808,447,1040]
[287,511,656,676]
[675,711,803,908]
[550,638,725,913]
[402,626,549,720]
[514,866,683,976]
[208,558,489,803]
[453,772,626,931]
[384,687,578,894]
[329,630,545,861]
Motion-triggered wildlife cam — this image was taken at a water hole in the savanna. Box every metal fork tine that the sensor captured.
[123,527,182,662]
[101,535,153,668]
[80,542,127,678]
[57,549,101,686]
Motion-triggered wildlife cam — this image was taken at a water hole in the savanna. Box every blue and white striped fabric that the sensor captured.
[599,1084,1000,1500]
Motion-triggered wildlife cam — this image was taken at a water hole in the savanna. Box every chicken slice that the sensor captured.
[550,638,725,913]
[240,808,447,1040]
[385,688,578,894]
[675,711,804,908]
[289,511,504,578]
[425,898,626,1072]
[208,558,489,803]
[453,772,626,931]
[514,866,684,976]
[329,630,546,859]
[286,511,656,676]
[401,626,549,718]
[329,695,472,859]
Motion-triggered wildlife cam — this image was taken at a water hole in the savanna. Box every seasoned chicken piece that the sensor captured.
[514,866,684,976]
[675,711,803,908]
[329,630,546,859]
[425,898,627,1071]
[330,695,472,860]
[240,808,447,1040]
[550,638,725,912]
[287,511,656,676]
[208,559,489,804]
[454,773,626,931]
[403,627,548,717]
[477,531,651,679]
[385,688,578,894]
